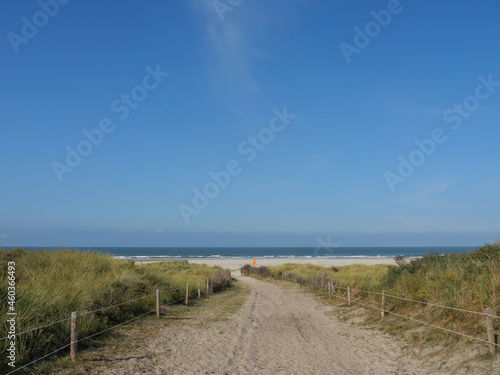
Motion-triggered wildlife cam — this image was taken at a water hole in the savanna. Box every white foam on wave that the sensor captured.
[114,254,401,261]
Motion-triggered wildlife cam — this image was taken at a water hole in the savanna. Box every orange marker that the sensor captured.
[252,258,257,266]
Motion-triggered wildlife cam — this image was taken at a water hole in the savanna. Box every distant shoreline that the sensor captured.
[6,246,475,261]
[125,257,399,269]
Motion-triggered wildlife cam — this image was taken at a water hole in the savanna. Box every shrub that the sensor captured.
[241,264,252,276]
[240,265,270,278]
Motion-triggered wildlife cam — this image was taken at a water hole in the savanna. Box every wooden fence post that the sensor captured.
[347,287,351,306]
[70,312,78,361]
[156,289,160,318]
[198,281,201,299]
[381,290,386,318]
[206,277,209,295]
[485,308,496,354]
[185,284,189,305]
[328,283,331,299]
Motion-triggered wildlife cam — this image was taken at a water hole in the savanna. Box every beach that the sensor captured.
[134,257,397,270]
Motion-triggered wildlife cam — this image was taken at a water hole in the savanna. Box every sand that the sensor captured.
[87,276,456,375]
[81,258,498,374]
[135,257,397,270]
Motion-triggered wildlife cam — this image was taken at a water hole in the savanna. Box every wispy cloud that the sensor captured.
[399,177,455,207]
[312,157,330,173]
[195,2,258,80]
[193,0,264,104]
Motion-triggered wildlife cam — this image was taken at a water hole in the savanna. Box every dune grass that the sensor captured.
[242,262,389,293]
[0,248,232,373]
[33,282,250,374]
[244,242,500,350]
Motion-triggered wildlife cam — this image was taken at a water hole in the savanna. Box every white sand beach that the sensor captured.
[134,257,397,269]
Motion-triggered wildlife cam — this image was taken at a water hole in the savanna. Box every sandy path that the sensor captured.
[91,277,444,375]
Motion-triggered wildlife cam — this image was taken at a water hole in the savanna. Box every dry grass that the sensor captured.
[37,282,250,374]
[244,242,500,352]
[0,248,232,373]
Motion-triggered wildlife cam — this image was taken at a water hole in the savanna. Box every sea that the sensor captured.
[9,246,477,261]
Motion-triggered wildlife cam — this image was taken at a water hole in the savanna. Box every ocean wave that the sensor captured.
[114,255,182,259]
[114,254,402,261]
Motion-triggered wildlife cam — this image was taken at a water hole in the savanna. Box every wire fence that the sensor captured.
[6,343,72,375]
[6,275,497,373]
[74,309,156,345]
[332,293,500,347]
[1,289,184,342]
[79,293,156,317]
[330,283,499,352]
[4,280,214,375]
[337,286,500,319]
[0,317,72,341]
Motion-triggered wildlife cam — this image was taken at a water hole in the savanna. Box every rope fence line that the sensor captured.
[385,293,500,319]
[332,293,500,348]
[1,292,161,342]
[5,309,157,375]
[336,286,500,319]
[0,317,72,341]
[6,343,72,375]
[338,287,382,295]
[79,293,156,317]
[1,288,189,342]
[4,277,216,374]
[329,282,498,354]
[75,309,156,344]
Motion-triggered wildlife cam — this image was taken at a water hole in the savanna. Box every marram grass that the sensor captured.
[0,249,232,372]
[244,242,500,348]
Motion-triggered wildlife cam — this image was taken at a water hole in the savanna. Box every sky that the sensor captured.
[1,0,499,248]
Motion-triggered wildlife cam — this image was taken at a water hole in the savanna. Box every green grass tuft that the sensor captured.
[0,249,232,372]
[244,242,500,349]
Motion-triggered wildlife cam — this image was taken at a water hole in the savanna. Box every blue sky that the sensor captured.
[1,0,499,247]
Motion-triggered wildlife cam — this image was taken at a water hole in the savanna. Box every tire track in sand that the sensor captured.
[212,277,441,375]
[91,276,451,375]
[223,282,258,369]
